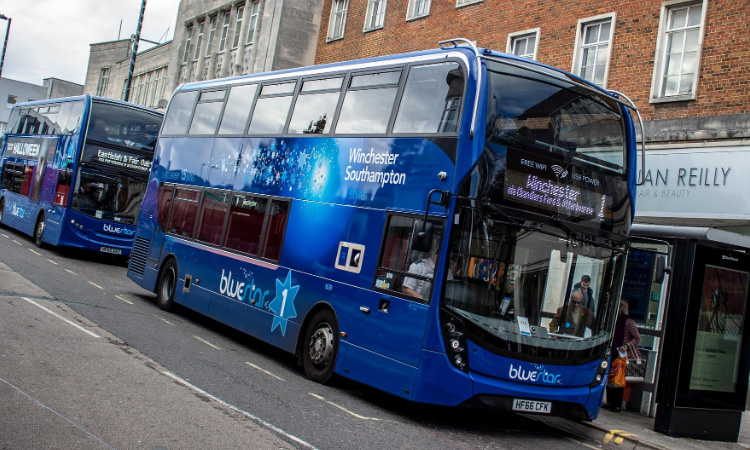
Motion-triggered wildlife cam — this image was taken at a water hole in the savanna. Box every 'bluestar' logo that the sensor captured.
[10,203,26,219]
[103,224,135,235]
[508,364,562,384]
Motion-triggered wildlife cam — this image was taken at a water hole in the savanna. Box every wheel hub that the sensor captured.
[309,325,333,366]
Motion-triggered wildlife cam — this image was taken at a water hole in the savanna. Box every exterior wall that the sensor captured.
[114,42,173,108]
[42,78,84,99]
[84,40,132,98]
[314,0,750,124]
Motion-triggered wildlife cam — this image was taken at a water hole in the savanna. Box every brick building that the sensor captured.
[315,0,750,230]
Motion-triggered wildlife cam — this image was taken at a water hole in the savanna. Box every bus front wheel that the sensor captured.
[156,259,177,311]
[34,214,46,248]
[302,309,339,384]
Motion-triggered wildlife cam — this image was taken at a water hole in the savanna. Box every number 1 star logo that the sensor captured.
[269,270,299,336]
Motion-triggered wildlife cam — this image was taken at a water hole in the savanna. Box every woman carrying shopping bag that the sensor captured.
[606,300,641,412]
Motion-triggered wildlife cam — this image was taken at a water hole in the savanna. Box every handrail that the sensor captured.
[609,90,646,186]
[438,38,482,139]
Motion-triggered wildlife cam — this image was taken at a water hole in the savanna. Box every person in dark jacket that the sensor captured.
[606,300,641,412]
[574,275,596,311]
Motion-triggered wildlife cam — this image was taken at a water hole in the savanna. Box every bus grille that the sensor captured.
[129,237,150,276]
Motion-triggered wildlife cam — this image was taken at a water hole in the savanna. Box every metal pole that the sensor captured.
[0,15,11,81]
[124,0,147,102]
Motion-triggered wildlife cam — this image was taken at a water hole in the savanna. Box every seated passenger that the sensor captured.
[548,289,594,337]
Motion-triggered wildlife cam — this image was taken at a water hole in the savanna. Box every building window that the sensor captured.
[246,2,260,45]
[407,0,431,20]
[219,12,230,51]
[507,29,539,60]
[456,0,482,7]
[233,6,244,49]
[364,0,387,31]
[327,0,349,41]
[194,21,204,62]
[182,25,193,63]
[96,68,110,96]
[206,16,217,57]
[651,1,706,102]
[573,14,615,87]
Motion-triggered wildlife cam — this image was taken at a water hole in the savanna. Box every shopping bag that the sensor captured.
[625,342,645,381]
[607,356,627,388]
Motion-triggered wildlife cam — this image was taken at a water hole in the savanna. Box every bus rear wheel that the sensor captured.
[34,214,46,248]
[156,259,177,311]
[302,309,339,384]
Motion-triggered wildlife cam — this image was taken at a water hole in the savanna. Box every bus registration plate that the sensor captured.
[512,399,551,414]
[100,247,122,255]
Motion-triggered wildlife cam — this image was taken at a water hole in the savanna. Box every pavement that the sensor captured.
[1,259,749,449]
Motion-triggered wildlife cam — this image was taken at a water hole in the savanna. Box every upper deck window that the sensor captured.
[162,91,199,135]
[218,84,258,135]
[288,77,344,135]
[89,101,162,150]
[247,82,296,135]
[485,62,625,172]
[335,70,401,135]
[393,62,463,134]
[188,90,227,135]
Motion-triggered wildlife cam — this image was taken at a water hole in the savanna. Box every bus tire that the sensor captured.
[156,259,177,311]
[302,309,339,384]
[34,213,46,248]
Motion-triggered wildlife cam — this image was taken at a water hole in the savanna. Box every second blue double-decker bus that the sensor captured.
[0,95,163,256]
[128,39,640,420]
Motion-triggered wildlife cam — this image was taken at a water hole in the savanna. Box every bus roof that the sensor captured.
[12,94,163,116]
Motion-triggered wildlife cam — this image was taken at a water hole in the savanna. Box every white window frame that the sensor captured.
[406,0,431,20]
[327,0,349,42]
[507,28,540,60]
[232,6,244,49]
[571,13,616,88]
[650,0,707,103]
[456,0,482,7]
[364,0,387,32]
[96,67,110,96]
[193,21,204,62]
[219,12,230,52]
[246,1,260,45]
[206,16,217,57]
[182,25,193,64]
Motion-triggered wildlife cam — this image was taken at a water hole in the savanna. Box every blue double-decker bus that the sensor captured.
[0,95,163,256]
[127,39,640,420]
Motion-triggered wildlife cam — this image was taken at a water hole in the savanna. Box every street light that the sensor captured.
[0,14,10,81]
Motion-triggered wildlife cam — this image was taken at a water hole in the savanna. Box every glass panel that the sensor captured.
[302,77,344,92]
[335,88,398,134]
[167,189,200,237]
[189,102,224,135]
[690,265,749,392]
[247,96,293,134]
[197,190,230,245]
[261,82,296,96]
[584,24,599,44]
[200,90,226,102]
[670,7,688,29]
[600,21,611,40]
[162,91,199,135]
[225,194,267,255]
[72,167,149,224]
[288,92,339,134]
[262,200,288,260]
[89,101,162,149]
[393,63,463,134]
[687,4,703,27]
[218,84,258,135]
[157,185,174,228]
[684,28,700,52]
[350,71,401,88]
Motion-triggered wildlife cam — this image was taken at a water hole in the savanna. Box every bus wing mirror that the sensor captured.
[654,255,670,284]
[411,220,434,253]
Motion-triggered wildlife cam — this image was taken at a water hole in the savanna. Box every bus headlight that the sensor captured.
[441,309,469,373]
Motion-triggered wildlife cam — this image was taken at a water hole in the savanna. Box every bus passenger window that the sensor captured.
[335,88,398,134]
[261,200,289,261]
[218,84,258,135]
[393,63,464,134]
[225,194,267,255]
[196,190,230,245]
[167,189,200,237]
[288,77,343,135]
[1,163,32,196]
[162,91,199,135]
[189,90,227,135]
[248,96,294,135]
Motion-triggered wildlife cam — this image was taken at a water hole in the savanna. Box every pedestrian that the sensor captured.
[606,300,641,412]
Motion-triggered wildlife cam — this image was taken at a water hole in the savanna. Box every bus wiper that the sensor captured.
[549,215,627,253]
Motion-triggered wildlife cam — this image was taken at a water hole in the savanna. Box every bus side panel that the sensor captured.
[412,349,474,406]
[2,191,40,237]
[337,343,418,400]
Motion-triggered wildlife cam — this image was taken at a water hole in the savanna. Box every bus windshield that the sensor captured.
[485,61,626,173]
[71,167,147,225]
[443,203,624,352]
[88,100,161,151]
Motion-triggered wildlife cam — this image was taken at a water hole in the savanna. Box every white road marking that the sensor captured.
[162,371,318,450]
[65,269,78,276]
[29,249,41,256]
[12,239,22,245]
[88,281,104,290]
[47,259,58,265]
[157,316,175,326]
[563,436,602,449]
[1,233,9,238]
[308,393,385,421]
[245,361,286,381]
[193,335,221,350]
[0,375,114,449]
[115,295,133,305]
[21,297,100,338]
